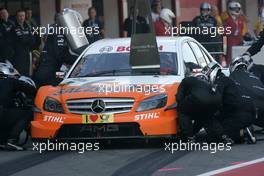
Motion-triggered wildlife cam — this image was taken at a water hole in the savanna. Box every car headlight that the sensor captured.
[136,94,167,112]
[43,97,64,113]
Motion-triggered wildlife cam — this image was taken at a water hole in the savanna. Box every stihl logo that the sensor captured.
[134,112,160,121]
[43,116,64,123]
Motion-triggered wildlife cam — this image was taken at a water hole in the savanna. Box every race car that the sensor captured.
[31,36,214,140]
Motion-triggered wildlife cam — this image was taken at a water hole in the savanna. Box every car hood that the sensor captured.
[52,76,182,102]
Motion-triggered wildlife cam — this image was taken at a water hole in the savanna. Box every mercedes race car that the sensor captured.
[31,36,215,140]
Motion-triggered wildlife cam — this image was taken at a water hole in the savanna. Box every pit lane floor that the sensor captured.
[0,137,264,176]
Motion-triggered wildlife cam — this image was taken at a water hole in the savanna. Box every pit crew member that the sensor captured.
[154,8,175,36]
[176,72,227,143]
[33,18,78,87]
[230,57,264,129]
[0,62,36,150]
[192,2,220,58]
[203,61,256,143]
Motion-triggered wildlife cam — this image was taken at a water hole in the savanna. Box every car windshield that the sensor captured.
[70,52,178,78]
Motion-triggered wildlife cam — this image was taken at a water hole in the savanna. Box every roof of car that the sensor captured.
[84,36,193,55]
[91,36,191,45]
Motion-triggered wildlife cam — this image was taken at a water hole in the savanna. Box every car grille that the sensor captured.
[66,98,134,114]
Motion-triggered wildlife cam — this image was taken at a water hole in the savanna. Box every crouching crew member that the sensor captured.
[241,54,264,84]
[203,61,256,144]
[249,64,264,84]
[230,57,264,130]
[176,72,231,143]
[0,62,36,150]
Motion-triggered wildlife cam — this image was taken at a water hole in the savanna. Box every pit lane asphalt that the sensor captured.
[1,136,264,176]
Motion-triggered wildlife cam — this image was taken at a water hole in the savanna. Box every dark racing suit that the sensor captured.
[192,15,221,60]
[243,28,264,87]
[215,72,255,142]
[247,28,264,56]
[0,19,14,62]
[0,78,36,143]
[230,69,264,128]
[11,21,35,76]
[176,76,222,140]
[250,64,264,84]
[33,31,78,87]
[246,28,264,85]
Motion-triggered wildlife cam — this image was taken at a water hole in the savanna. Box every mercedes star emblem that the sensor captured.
[91,99,106,113]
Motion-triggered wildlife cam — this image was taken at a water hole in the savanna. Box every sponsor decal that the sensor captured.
[116,45,163,52]
[80,124,119,133]
[82,114,114,124]
[99,46,113,53]
[53,83,166,96]
[53,86,100,96]
[43,115,65,123]
[60,78,115,86]
[134,112,160,121]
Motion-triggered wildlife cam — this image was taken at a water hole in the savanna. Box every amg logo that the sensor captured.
[80,125,119,133]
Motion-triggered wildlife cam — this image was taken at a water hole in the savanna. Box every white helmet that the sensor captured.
[202,61,222,84]
[160,8,175,25]
[0,62,20,78]
[230,56,254,73]
[228,1,241,16]
[19,76,36,88]
[200,2,211,17]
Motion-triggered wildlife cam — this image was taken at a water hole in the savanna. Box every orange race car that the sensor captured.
[31,36,214,140]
